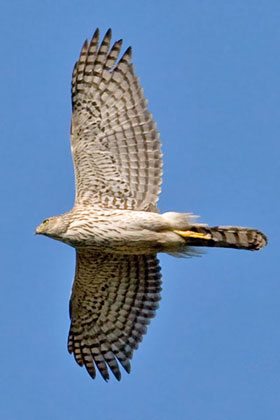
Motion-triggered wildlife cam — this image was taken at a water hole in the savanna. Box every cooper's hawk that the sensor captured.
[36,29,267,381]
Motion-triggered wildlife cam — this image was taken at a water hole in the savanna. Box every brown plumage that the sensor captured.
[36,29,267,382]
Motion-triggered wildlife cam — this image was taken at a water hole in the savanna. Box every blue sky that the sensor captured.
[0,0,278,419]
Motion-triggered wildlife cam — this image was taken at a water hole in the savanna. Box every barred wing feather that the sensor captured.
[68,251,162,381]
[71,29,162,211]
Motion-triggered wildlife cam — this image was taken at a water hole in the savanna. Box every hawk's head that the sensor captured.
[35,215,70,241]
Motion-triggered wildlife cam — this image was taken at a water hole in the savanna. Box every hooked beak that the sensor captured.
[35,224,43,235]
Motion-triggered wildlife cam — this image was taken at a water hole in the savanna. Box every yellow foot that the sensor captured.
[174,230,212,240]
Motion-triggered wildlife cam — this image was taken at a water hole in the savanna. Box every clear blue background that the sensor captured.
[0,1,278,419]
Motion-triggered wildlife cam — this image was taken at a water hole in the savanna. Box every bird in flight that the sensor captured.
[36,28,267,382]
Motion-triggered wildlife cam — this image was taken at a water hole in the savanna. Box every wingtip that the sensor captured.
[125,46,132,58]
[105,28,112,37]
[112,369,122,381]
[101,28,112,44]
[91,28,100,42]
[81,39,89,52]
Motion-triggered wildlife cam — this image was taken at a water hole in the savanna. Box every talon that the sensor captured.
[174,230,212,240]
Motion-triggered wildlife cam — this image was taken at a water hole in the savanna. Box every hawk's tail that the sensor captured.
[175,226,267,251]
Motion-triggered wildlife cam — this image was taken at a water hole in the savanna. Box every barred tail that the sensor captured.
[179,226,267,251]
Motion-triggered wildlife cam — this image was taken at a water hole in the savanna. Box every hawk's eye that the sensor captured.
[42,219,49,225]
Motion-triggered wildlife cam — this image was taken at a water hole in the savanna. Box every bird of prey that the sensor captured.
[36,28,267,382]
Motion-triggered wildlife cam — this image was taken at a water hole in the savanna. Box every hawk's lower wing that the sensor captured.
[68,250,162,381]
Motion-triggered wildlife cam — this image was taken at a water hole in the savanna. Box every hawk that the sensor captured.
[36,29,267,381]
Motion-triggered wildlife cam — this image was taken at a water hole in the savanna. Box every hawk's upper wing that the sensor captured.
[68,250,162,381]
[71,29,162,212]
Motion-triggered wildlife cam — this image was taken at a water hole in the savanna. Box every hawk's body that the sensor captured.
[36,29,267,381]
